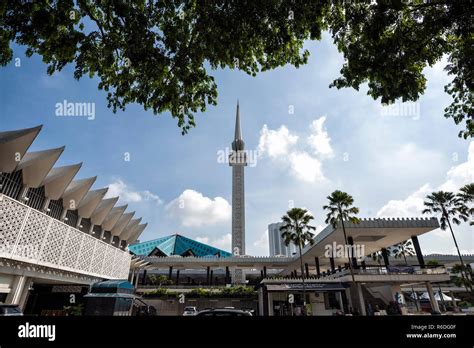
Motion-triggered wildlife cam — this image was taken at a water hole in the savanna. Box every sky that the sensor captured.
[0,33,472,256]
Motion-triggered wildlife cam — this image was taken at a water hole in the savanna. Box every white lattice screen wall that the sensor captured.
[0,195,131,279]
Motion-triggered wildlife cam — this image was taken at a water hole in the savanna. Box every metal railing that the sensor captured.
[0,194,131,279]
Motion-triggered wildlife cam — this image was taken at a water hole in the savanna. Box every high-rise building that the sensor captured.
[268,222,297,257]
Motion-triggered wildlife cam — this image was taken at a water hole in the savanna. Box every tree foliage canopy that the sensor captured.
[0,1,471,136]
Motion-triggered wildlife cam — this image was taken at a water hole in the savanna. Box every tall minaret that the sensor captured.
[230,101,247,263]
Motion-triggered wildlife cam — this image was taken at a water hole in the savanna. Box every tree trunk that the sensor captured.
[298,242,307,310]
[445,211,470,291]
[403,246,419,311]
[339,210,359,314]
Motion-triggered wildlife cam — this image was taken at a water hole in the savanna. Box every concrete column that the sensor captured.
[425,281,440,313]
[206,266,210,285]
[18,278,33,310]
[225,266,230,284]
[6,275,28,305]
[18,186,29,201]
[329,257,335,272]
[315,257,321,278]
[345,288,353,309]
[391,284,407,315]
[347,236,358,269]
[412,236,425,268]
[60,209,68,221]
[357,283,367,316]
[336,291,344,311]
[176,270,180,285]
[168,266,173,280]
[450,291,458,308]
[381,248,390,267]
[134,269,140,288]
[267,292,274,316]
[304,263,309,278]
[42,198,51,212]
[210,270,214,285]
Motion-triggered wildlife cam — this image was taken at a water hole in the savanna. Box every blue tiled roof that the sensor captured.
[128,234,232,257]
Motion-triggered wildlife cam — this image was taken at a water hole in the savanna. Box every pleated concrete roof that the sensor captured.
[61,176,96,210]
[43,163,82,200]
[102,204,128,232]
[77,188,108,219]
[127,223,148,244]
[90,196,119,226]
[120,217,142,241]
[1,125,147,241]
[0,125,42,172]
[17,147,65,188]
[111,211,135,237]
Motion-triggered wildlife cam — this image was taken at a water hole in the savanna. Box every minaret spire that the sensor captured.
[235,100,242,140]
[232,100,245,151]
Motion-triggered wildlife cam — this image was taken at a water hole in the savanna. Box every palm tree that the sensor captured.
[391,240,419,311]
[280,208,316,309]
[323,190,360,288]
[423,191,471,290]
[391,240,415,264]
[457,183,474,226]
[369,250,384,266]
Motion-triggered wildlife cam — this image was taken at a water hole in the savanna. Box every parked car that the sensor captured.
[183,306,198,316]
[0,305,23,316]
[196,308,252,316]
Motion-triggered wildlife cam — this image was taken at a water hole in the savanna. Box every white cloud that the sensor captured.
[106,179,162,204]
[195,236,209,244]
[439,142,474,192]
[377,142,473,218]
[377,184,432,217]
[196,234,232,252]
[289,151,325,183]
[250,230,270,256]
[257,122,330,183]
[307,116,334,158]
[165,189,231,227]
[213,233,232,251]
[258,125,298,158]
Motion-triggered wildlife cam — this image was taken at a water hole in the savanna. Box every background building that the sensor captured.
[268,222,297,257]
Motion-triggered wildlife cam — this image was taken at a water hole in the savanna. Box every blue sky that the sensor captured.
[1,33,472,256]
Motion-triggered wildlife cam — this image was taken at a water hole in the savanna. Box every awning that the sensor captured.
[84,293,137,299]
[408,291,460,301]
[266,283,347,292]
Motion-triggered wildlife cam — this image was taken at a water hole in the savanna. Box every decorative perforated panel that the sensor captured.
[1,195,131,279]
[77,236,96,272]
[14,209,50,260]
[59,227,83,269]
[90,241,107,275]
[102,244,116,276]
[40,219,67,265]
[0,195,29,256]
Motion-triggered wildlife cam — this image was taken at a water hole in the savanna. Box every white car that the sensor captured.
[183,306,197,316]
